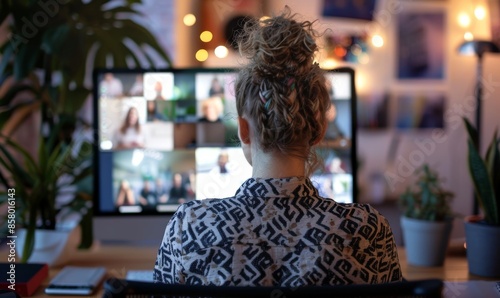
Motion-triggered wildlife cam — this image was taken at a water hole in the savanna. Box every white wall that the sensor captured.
[189,0,500,240]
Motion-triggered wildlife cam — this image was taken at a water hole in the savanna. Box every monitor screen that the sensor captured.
[93,68,357,216]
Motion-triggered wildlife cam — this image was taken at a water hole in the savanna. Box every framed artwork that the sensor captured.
[357,93,389,129]
[322,0,377,21]
[397,11,446,80]
[490,0,500,48]
[395,92,445,129]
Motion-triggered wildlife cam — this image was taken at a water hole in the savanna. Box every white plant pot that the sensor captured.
[16,226,81,267]
[401,216,452,267]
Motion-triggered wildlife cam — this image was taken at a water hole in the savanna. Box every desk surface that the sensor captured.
[1,245,494,297]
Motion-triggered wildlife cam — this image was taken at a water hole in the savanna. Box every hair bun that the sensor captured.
[238,8,320,81]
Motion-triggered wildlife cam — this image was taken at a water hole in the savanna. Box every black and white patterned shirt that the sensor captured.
[154,177,402,286]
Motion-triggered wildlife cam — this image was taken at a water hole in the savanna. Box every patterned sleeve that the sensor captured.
[374,210,403,282]
[154,204,186,283]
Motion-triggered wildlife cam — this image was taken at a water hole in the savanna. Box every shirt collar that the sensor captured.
[235,177,319,199]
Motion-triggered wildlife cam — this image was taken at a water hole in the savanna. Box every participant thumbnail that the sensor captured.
[112,149,196,213]
[195,147,252,199]
[144,72,174,100]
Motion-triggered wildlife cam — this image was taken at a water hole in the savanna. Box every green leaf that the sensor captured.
[463,117,479,149]
[0,0,12,27]
[13,40,41,80]
[41,24,70,55]
[61,87,91,115]
[467,139,498,224]
[0,101,40,131]
[0,134,38,172]
[0,143,35,187]
[0,84,39,107]
[485,131,500,221]
[0,42,14,76]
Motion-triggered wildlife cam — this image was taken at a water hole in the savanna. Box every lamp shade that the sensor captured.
[458,40,500,57]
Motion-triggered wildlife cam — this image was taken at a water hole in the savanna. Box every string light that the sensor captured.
[214,45,229,58]
[464,31,474,41]
[371,34,384,48]
[458,12,471,28]
[474,5,486,20]
[183,14,196,26]
[200,31,213,42]
[195,49,208,62]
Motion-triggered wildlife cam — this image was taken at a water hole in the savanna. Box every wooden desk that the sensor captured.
[2,245,492,297]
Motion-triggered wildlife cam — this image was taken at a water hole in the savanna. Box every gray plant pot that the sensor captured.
[400,216,452,267]
[465,221,500,278]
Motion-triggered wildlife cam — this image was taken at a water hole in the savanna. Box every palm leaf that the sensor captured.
[0,144,35,187]
[0,42,14,76]
[0,0,12,26]
[41,24,71,55]
[13,40,41,80]
[0,84,39,107]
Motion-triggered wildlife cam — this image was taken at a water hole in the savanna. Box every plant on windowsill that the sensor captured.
[463,118,500,278]
[0,0,170,265]
[399,164,455,267]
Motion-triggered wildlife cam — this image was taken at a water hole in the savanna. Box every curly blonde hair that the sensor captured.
[235,8,330,173]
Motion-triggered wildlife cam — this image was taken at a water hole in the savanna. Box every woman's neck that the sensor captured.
[251,150,306,179]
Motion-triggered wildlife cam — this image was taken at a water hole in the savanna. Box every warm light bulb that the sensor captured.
[356,71,366,91]
[183,14,196,26]
[351,44,362,56]
[195,49,208,62]
[458,12,471,28]
[214,45,229,58]
[371,35,384,48]
[259,15,271,24]
[200,31,213,42]
[464,31,474,41]
[358,53,370,64]
[474,6,486,20]
[320,58,337,69]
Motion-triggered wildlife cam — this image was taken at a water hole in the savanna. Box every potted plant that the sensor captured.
[463,118,500,278]
[0,132,92,266]
[399,164,455,266]
[0,0,170,265]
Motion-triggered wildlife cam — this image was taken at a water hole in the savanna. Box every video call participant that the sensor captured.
[100,73,123,98]
[113,107,145,149]
[115,180,136,207]
[129,74,144,96]
[199,96,223,122]
[208,77,225,97]
[146,100,167,122]
[155,8,402,286]
[139,180,157,209]
[167,173,187,205]
[155,178,168,203]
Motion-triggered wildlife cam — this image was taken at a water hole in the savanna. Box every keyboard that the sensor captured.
[126,270,155,282]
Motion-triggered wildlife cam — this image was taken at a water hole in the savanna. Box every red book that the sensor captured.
[0,263,49,297]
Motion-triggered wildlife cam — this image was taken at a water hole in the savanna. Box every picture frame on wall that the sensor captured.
[322,0,377,21]
[394,91,446,129]
[396,11,446,80]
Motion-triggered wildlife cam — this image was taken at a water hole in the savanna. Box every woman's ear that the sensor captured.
[238,117,251,144]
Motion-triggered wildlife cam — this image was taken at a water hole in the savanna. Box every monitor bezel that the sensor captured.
[92,67,357,217]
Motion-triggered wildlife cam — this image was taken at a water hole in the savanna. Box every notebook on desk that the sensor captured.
[126,270,155,283]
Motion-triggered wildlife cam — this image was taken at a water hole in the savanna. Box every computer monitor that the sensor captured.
[92,67,357,243]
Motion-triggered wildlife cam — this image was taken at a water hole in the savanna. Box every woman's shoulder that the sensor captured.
[172,197,238,217]
[331,202,389,223]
